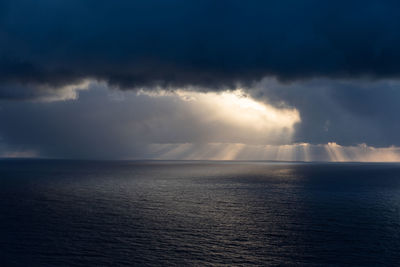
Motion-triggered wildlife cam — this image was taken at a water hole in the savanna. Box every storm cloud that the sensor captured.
[251,78,400,147]
[2,0,400,95]
[1,1,400,159]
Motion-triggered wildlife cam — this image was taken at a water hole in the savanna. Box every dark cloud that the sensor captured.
[1,0,400,97]
[252,78,400,147]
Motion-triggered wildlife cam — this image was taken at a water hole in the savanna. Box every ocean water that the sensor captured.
[1,160,400,266]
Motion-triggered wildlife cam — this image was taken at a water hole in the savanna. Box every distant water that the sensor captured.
[1,160,400,266]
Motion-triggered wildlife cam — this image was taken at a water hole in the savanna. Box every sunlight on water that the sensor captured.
[1,160,400,265]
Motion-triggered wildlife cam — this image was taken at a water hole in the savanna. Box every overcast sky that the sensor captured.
[1,0,400,161]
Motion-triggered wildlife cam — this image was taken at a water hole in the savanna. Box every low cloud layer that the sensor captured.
[0,80,400,160]
[0,82,299,159]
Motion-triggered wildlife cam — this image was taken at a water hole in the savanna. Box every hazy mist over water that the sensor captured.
[1,160,400,266]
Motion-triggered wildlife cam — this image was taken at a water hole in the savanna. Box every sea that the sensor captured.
[1,160,399,266]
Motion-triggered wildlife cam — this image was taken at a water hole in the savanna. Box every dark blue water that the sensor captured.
[1,160,400,266]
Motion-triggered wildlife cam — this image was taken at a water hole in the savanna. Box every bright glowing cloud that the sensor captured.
[139,89,301,145]
[177,89,300,131]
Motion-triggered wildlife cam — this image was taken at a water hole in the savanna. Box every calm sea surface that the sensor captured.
[1,160,400,266]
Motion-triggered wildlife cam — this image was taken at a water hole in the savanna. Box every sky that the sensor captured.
[1,0,400,161]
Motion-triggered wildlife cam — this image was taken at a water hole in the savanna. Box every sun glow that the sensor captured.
[139,88,301,145]
[176,89,300,132]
